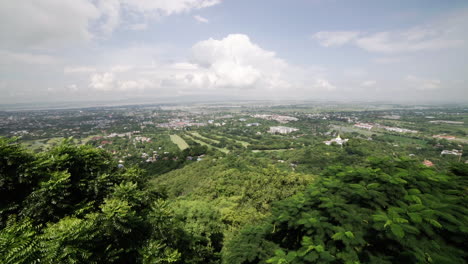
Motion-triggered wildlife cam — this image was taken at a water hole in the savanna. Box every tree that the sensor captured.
[226,157,468,263]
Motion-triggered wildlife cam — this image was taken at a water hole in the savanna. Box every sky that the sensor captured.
[1,0,467,105]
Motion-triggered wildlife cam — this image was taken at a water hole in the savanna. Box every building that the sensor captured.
[433,135,456,140]
[268,126,299,134]
[382,126,418,133]
[354,123,373,130]
[324,135,349,146]
[422,160,434,167]
[246,123,260,127]
[429,120,464,124]
[441,149,462,156]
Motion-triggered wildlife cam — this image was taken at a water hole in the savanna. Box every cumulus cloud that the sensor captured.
[118,79,153,91]
[0,0,222,49]
[89,71,154,92]
[194,15,209,23]
[182,34,333,92]
[89,72,116,91]
[312,10,468,53]
[85,34,334,96]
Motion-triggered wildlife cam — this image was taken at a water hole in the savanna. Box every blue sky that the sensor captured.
[1,0,467,104]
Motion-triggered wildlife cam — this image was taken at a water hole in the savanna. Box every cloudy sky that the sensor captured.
[1,0,467,104]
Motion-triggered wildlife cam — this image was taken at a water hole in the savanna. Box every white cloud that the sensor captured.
[118,79,152,91]
[354,29,463,53]
[85,34,334,96]
[312,10,468,53]
[0,0,222,49]
[121,0,221,16]
[405,75,441,90]
[312,31,360,47]
[0,0,100,49]
[97,0,121,35]
[89,72,116,91]
[194,15,209,23]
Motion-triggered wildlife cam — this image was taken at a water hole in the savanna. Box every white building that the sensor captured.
[324,135,349,146]
[354,123,373,130]
[441,149,462,156]
[246,123,260,127]
[269,126,298,134]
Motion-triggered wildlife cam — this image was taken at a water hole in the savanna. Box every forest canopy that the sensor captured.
[1,137,467,263]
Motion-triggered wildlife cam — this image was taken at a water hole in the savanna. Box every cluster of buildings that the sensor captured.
[429,120,464,124]
[268,126,299,134]
[253,114,298,123]
[353,122,418,133]
[208,120,226,126]
[107,132,134,138]
[134,136,151,143]
[441,149,463,156]
[381,115,401,120]
[324,135,349,146]
[433,134,456,140]
[382,126,418,133]
[354,123,374,130]
[157,119,206,129]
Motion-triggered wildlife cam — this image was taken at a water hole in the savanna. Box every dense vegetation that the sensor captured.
[225,158,467,263]
[0,138,216,263]
[1,136,467,263]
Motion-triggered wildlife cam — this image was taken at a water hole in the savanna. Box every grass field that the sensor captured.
[204,132,251,147]
[190,132,220,143]
[170,134,189,150]
[331,124,380,137]
[21,137,75,152]
[185,134,229,153]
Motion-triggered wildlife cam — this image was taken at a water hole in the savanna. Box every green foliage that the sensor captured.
[0,138,186,263]
[0,217,41,264]
[153,156,316,227]
[227,157,468,263]
[0,138,36,225]
[2,135,467,264]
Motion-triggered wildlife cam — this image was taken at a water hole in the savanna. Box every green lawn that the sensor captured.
[170,134,189,150]
[185,134,229,153]
[190,132,220,143]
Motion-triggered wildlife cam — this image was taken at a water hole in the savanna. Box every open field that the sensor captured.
[330,124,379,137]
[190,132,220,143]
[185,134,229,153]
[252,149,290,153]
[205,132,251,147]
[21,137,75,151]
[170,134,189,150]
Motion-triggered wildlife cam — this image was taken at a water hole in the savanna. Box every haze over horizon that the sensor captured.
[1,0,467,105]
